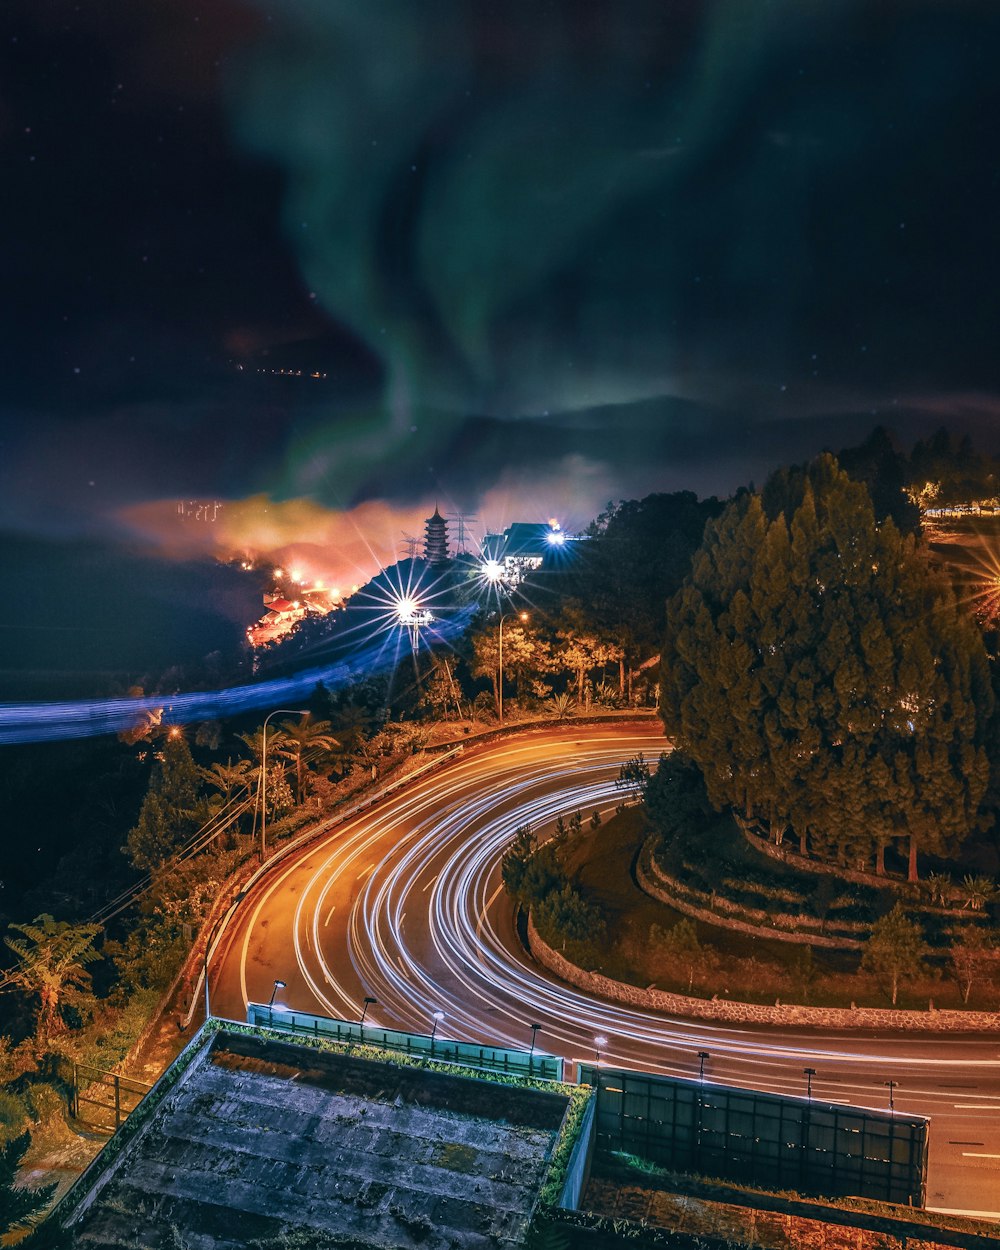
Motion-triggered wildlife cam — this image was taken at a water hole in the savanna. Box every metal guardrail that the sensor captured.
[72,1063,152,1133]
[246,1003,563,1081]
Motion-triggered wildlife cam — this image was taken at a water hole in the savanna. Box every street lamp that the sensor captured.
[430,1010,445,1054]
[698,1051,710,1083]
[497,611,529,724]
[804,1068,816,1102]
[268,979,286,1009]
[594,1034,608,1064]
[359,996,377,1040]
[258,708,309,861]
[884,1080,897,1112]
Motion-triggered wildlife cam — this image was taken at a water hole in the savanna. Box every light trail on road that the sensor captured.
[211,721,1000,1216]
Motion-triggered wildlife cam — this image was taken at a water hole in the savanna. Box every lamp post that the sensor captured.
[698,1051,710,1083]
[267,978,286,1025]
[430,1010,445,1055]
[529,1022,541,1073]
[804,1067,816,1102]
[497,612,529,724]
[884,1080,897,1112]
[359,996,377,1040]
[594,1034,608,1065]
[258,708,308,861]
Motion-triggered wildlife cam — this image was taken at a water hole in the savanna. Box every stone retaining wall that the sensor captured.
[637,847,864,950]
[526,915,1000,1032]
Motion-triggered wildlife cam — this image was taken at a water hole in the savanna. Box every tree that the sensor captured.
[837,427,920,535]
[860,905,928,1005]
[949,926,999,1004]
[500,826,536,902]
[125,733,209,872]
[534,884,604,949]
[201,758,252,807]
[276,715,341,804]
[0,1133,55,1238]
[958,874,995,911]
[643,752,711,849]
[571,493,723,696]
[470,617,553,714]
[614,754,650,806]
[661,455,993,878]
[651,919,704,991]
[4,915,102,1051]
[418,658,462,721]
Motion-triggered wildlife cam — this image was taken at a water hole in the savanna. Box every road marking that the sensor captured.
[356,862,374,880]
[422,874,438,893]
[950,1140,985,1145]
[954,1105,1000,1110]
[323,904,336,928]
[961,1151,1000,1159]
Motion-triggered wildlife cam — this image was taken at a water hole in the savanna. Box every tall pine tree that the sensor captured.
[661,455,992,878]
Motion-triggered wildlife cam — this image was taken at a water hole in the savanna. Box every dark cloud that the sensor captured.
[1,0,999,544]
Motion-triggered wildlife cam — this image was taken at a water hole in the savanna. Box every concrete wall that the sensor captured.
[526,915,1000,1032]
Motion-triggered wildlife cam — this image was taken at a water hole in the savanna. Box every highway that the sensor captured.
[208,720,1000,1218]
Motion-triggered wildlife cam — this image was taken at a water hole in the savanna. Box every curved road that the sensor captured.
[210,721,1000,1217]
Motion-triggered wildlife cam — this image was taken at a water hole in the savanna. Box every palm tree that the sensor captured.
[237,725,290,765]
[200,759,253,806]
[960,874,995,911]
[923,871,953,907]
[4,915,102,1051]
[276,716,342,804]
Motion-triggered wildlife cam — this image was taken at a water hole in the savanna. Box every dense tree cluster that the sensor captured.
[660,455,993,879]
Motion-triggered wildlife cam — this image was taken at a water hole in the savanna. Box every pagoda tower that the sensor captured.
[423,507,450,566]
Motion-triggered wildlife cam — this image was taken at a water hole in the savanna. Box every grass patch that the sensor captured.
[560,811,989,1010]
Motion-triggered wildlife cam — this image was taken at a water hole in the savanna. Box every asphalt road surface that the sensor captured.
[209,720,1000,1218]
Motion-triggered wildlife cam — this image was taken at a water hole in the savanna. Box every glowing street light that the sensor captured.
[268,979,286,1009]
[258,708,309,861]
[396,596,432,649]
[594,1034,608,1064]
[498,611,529,724]
[482,559,504,583]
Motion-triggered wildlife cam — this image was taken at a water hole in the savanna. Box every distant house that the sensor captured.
[482,521,575,587]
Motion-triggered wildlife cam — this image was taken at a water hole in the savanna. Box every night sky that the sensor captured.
[3,1,1000,681]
